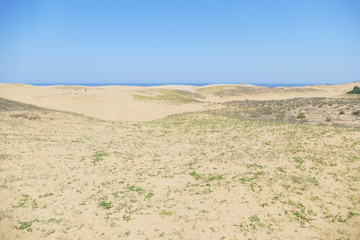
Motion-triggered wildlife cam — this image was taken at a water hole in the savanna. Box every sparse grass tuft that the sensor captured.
[92,151,109,165]
[133,89,200,104]
[297,113,306,119]
[11,112,41,120]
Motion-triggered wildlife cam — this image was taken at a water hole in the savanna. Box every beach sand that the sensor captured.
[0,82,359,239]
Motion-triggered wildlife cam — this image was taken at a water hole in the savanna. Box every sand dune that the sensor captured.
[0,82,358,121]
[0,82,359,240]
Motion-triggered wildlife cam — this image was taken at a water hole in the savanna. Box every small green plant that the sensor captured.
[31,200,38,209]
[39,193,53,198]
[347,211,359,219]
[126,184,146,195]
[291,175,303,184]
[0,154,9,160]
[236,171,265,183]
[145,192,154,200]
[294,157,304,164]
[246,163,264,169]
[294,157,304,169]
[292,210,311,223]
[13,194,31,208]
[92,151,109,165]
[249,214,260,222]
[16,221,32,232]
[160,210,173,216]
[189,171,202,180]
[207,174,223,181]
[99,201,112,210]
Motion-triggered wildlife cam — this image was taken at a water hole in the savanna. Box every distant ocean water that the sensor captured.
[29,82,319,87]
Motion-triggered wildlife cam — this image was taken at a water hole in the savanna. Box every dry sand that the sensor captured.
[0,82,358,121]
[0,82,359,240]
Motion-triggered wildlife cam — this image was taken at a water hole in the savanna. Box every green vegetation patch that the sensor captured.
[233,171,266,183]
[16,221,32,232]
[91,151,109,165]
[0,97,41,111]
[189,171,223,182]
[99,201,113,210]
[133,89,200,104]
[348,86,360,94]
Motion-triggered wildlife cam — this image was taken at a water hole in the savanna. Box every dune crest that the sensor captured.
[0,82,358,121]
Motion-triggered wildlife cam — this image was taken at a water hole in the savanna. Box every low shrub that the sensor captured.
[348,86,360,94]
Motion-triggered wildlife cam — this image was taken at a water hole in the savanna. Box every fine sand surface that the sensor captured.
[0,82,360,240]
[0,82,358,121]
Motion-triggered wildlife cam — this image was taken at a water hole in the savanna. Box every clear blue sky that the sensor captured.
[0,0,359,85]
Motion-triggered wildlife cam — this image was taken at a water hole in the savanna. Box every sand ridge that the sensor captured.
[0,82,358,121]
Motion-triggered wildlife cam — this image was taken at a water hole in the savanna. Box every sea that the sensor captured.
[29,82,321,88]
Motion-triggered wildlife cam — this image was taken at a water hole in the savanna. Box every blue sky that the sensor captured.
[0,0,359,85]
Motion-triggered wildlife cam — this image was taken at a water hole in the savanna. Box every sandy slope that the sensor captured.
[0,84,207,121]
[0,82,358,121]
[0,82,359,240]
[0,110,359,240]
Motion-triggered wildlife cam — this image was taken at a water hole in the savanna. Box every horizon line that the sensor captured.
[1,81,358,88]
